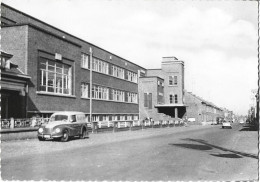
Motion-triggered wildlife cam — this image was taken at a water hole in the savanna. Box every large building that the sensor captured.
[139,57,186,121]
[1,3,145,123]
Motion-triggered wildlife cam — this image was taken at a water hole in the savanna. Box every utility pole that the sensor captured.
[89,47,93,133]
[257,1,260,180]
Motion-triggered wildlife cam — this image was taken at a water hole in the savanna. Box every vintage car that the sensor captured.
[222,121,232,129]
[37,111,89,142]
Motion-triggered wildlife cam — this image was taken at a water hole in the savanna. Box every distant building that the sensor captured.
[139,57,186,121]
[185,91,224,124]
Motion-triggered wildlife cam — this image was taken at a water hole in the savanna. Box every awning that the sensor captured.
[155,104,187,108]
[154,104,187,118]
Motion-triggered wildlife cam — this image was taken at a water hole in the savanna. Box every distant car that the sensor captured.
[222,121,232,129]
[239,120,245,124]
[37,111,89,142]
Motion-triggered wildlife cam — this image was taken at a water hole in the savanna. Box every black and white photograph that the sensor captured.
[1,0,259,181]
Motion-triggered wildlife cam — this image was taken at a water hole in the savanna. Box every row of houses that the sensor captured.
[1,3,228,125]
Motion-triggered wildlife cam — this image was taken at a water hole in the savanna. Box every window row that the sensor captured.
[81,53,138,83]
[90,114,139,122]
[81,83,138,103]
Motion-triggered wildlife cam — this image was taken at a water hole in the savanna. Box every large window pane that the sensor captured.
[38,58,72,95]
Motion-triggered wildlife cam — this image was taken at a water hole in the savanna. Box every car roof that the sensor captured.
[51,111,85,116]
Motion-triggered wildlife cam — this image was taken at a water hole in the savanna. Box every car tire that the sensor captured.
[222,126,224,129]
[38,137,45,141]
[61,130,69,142]
[80,128,86,139]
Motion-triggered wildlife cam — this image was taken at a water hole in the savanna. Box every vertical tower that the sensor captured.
[161,57,185,105]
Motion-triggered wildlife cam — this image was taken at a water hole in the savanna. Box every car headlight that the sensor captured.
[38,128,43,133]
[55,128,61,133]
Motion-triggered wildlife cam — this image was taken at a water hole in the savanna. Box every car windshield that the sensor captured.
[50,115,68,122]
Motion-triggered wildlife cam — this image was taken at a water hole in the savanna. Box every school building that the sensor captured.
[1,3,188,125]
[1,3,146,123]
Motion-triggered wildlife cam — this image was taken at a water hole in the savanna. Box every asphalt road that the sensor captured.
[1,124,258,181]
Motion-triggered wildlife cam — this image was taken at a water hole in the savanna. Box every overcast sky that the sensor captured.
[3,0,258,115]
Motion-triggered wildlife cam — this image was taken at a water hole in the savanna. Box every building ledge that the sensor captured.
[36,91,76,98]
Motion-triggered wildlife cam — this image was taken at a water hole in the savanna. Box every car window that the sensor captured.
[76,114,86,123]
[70,115,77,122]
[50,115,68,122]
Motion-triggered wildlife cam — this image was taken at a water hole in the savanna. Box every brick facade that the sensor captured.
[1,3,144,121]
[185,91,224,124]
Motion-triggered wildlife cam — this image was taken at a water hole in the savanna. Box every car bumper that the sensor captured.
[37,133,63,139]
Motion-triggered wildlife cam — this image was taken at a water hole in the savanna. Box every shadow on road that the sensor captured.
[171,144,212,151]
[210,153,243,158]
[239,124,258,132]
[169,138,258,160]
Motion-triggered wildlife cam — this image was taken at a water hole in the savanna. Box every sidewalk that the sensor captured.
[1,125,212,160]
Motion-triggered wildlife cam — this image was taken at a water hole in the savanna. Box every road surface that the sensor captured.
[1,124,258,181]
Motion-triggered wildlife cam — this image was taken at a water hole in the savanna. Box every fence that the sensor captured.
[1,118,49,129]
[1,118,185,132]
[92,119,185,133]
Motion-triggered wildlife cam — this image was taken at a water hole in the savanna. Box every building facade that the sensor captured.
[1,3,145,122]
[1,51,30,119]
[139,57,186,121]
[185,91,224,124]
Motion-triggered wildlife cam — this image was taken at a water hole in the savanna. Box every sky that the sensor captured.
[2,0,258,115]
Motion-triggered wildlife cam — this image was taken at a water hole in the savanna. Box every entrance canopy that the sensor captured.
[155,104,187,118]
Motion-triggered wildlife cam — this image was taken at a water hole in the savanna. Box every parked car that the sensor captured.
[222,121,232,129]
[37,111,89,142]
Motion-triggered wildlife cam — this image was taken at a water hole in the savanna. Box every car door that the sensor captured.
[69,115,78,136]
[75,114,84,136]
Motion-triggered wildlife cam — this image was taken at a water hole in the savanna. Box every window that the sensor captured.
[134,115,138,120]
[112,89,125,102]
[144,93,148,107]
[103,115,109,121]
[174,76,178,85]
[120,115,125,121]
[127,71,137,83]
[170,94,173,104]
[92,58,109,74]
[112,65,125,79]
[81,53,89,69]
[112,115,118,121]
[92,85,109,100]
[39,59,72,95]
[81,83,89,98]
[144,93,152,109]
[92,115,100,122]
[128,92,138,103]
[169,76,173,85]
[174,94,178,103]
[127,115,132,120]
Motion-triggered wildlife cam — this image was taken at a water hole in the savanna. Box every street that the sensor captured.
[1,124,258,181]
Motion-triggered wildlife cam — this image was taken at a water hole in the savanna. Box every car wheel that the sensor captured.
[222,126,224,129]
[38,137,45,141]
[61,130,69,142]
[80,128,86,139]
